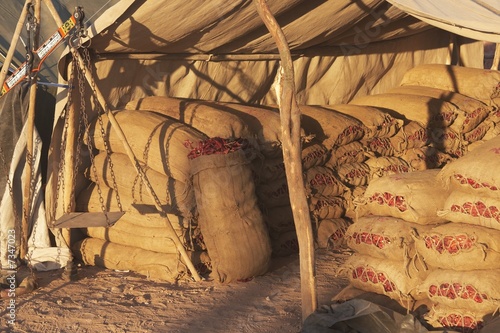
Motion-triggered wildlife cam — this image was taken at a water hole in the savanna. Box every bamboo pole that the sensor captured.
[41,0,201,282]
[21,0,41,260]
[253,0,317,322]
[0,0,32,90]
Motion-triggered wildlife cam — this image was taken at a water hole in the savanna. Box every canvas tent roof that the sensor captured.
[386,0,500,43]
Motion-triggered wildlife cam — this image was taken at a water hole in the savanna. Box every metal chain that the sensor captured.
[81,48,124,220]
[73,49,110,225]
[25,136,42,274]
[139,124,165,208]
[69,54,84,213]
[0,148,20,226]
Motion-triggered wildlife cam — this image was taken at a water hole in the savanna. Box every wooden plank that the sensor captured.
[51,211,125,229]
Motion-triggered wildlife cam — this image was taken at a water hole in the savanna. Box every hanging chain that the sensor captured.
[81,47,124,222]
[0,147,21,270]
[0,148,20,227]
[73,48,110,225]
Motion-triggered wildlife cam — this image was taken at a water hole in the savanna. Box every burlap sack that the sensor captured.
[299,105,366,148]
[262,205,296,236]
[124,96,254,139]
[428,127,464,157]
[437,134,500,196]
[362,137,395,156]
[400,64,500,106]
[256,178,290,208]
[363,169,449,224]
[483,122,500,141]
[326,141,366,167]
[321,104,403,139]
[87,152,195,217]
[351,93,459,128]
[252,142,329,183]
[316,218,351,250]
[363,121,428,156]
[73,238,188,282]
[342,253,429,303]
[418,269,500,315]
[388,85,491,133]
[301,142,330,170]
[365,156,410,179]
[190,148,271,283]
[218,102,302,158]
[342,186,370,219]
[424,304,485,332]
[345,216,430,263]
[412,223,500,270]
[309,195,346,220]
[438,190,500,231]
[388,121,429,152]
[76,183,190,228]
[336,162,371,187]
[86,110,207,182]
[271,230,299,257]
[398,147,453,171]
[463,121,492,143]
[252,157,286,183]
[304,166,347,197]
[86,225,181,254]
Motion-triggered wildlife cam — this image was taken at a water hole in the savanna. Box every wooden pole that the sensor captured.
[21,0,41,260]
[41,0,201,282]
[253,0,317,322]
[491,43,500,70]
[60,61,77,255]
[0,0,32,90]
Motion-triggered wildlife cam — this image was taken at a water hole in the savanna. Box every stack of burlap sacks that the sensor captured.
[72,64,499,287]
[73,99,276,283]
[73,109,210,282]
[337,65,500,332]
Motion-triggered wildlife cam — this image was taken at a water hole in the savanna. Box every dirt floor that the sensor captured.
[0,248,350,333]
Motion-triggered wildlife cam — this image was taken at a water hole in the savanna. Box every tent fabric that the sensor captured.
[86,28,481,108]
[0,0,488,273]
[0,121,71,271]
[52,0,484,110]
[89,0,429,54]
[386,0,500,43]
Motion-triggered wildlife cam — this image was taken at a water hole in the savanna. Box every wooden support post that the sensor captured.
[42,0,201,282]
[21,0,41,261]
[60,61,77,270]
[253,0,317,322]
[0,0,32,89]
[491,43,500,70]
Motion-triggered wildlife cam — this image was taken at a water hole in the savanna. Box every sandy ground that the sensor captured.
[0,249,350,333]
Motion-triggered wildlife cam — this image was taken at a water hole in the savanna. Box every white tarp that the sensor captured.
[386,0,500,43]
[0,122,71,271]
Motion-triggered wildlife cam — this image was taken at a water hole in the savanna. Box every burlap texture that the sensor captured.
[73,238,188,282]
[322,104,403,139]
[363,169,449,224]
[418,269,500,314]
[412,223,500,270]
[400,64,500,106]
[87,152,195,217]
[86,109,207,182]
[190,150,271,283]
[351,93,459,128]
